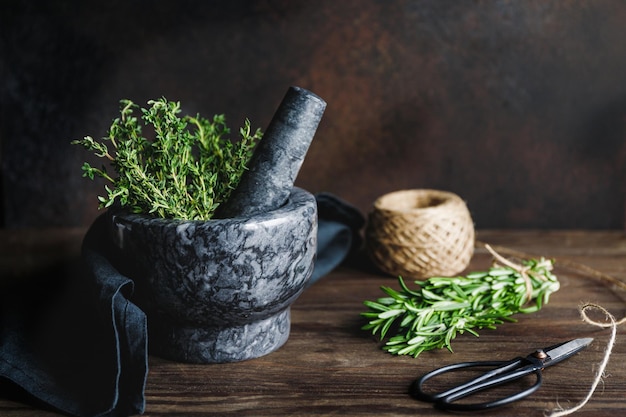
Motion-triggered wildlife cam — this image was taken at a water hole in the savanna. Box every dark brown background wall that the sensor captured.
[2,0,626,229]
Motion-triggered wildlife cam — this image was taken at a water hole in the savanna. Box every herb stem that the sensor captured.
[72,98,262,220]
[362,257,560,358]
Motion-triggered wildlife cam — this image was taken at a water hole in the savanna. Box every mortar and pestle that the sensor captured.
[108,87,326,363]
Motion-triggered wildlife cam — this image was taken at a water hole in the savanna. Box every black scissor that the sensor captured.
[411,337,593,411]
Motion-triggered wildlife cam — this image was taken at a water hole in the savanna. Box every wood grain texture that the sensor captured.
[1,230,626,416]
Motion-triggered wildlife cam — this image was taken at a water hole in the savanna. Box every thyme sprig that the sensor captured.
[361,257,560,358]
[72,98,262,220]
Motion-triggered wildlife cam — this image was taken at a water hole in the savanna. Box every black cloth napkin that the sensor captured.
[310,192,365,285]
[0,217,148,417]
[0,193,363,417]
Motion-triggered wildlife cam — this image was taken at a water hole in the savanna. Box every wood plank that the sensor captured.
[1,230,625,416]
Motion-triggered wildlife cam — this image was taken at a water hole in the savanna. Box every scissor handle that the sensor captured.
[411,357,544,411]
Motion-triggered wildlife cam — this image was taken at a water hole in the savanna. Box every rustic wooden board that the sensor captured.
[1,230,625,416]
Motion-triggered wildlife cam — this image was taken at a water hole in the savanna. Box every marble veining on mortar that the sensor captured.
[107,86,326,363]
[110,187,317,363]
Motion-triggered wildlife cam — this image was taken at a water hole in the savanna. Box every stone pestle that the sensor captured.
[217,86,327,218]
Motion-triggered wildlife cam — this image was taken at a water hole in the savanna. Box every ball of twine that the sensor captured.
[365,189,475,278]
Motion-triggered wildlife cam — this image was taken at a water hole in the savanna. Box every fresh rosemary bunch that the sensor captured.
[72,98,262,220]
[361,257,560,358]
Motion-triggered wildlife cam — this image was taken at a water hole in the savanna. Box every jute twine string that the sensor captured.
[366,189,474,278]
[480,242,626,416]
[484,243,543,303]
[548,303,617,417]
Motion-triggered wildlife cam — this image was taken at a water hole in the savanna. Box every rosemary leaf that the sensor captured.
[361,257,560,358]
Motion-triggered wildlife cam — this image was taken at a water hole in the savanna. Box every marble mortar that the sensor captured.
[109,187,317,363]
[108,86,325,363]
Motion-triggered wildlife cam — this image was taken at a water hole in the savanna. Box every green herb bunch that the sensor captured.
[72,98,262,220]
[361,257,559,358]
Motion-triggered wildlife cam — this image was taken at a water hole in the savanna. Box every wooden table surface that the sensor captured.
[1,229,626,416]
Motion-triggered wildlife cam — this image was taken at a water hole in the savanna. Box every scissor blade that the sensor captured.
[542,337,593,367]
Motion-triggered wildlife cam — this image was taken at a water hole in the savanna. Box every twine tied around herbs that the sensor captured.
[484,243,549,304]
[481,242,626,417]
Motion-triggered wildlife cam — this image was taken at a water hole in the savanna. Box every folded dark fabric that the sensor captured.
[0,214,148,417]
[309,192,365,285]
[0,192,363,416]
